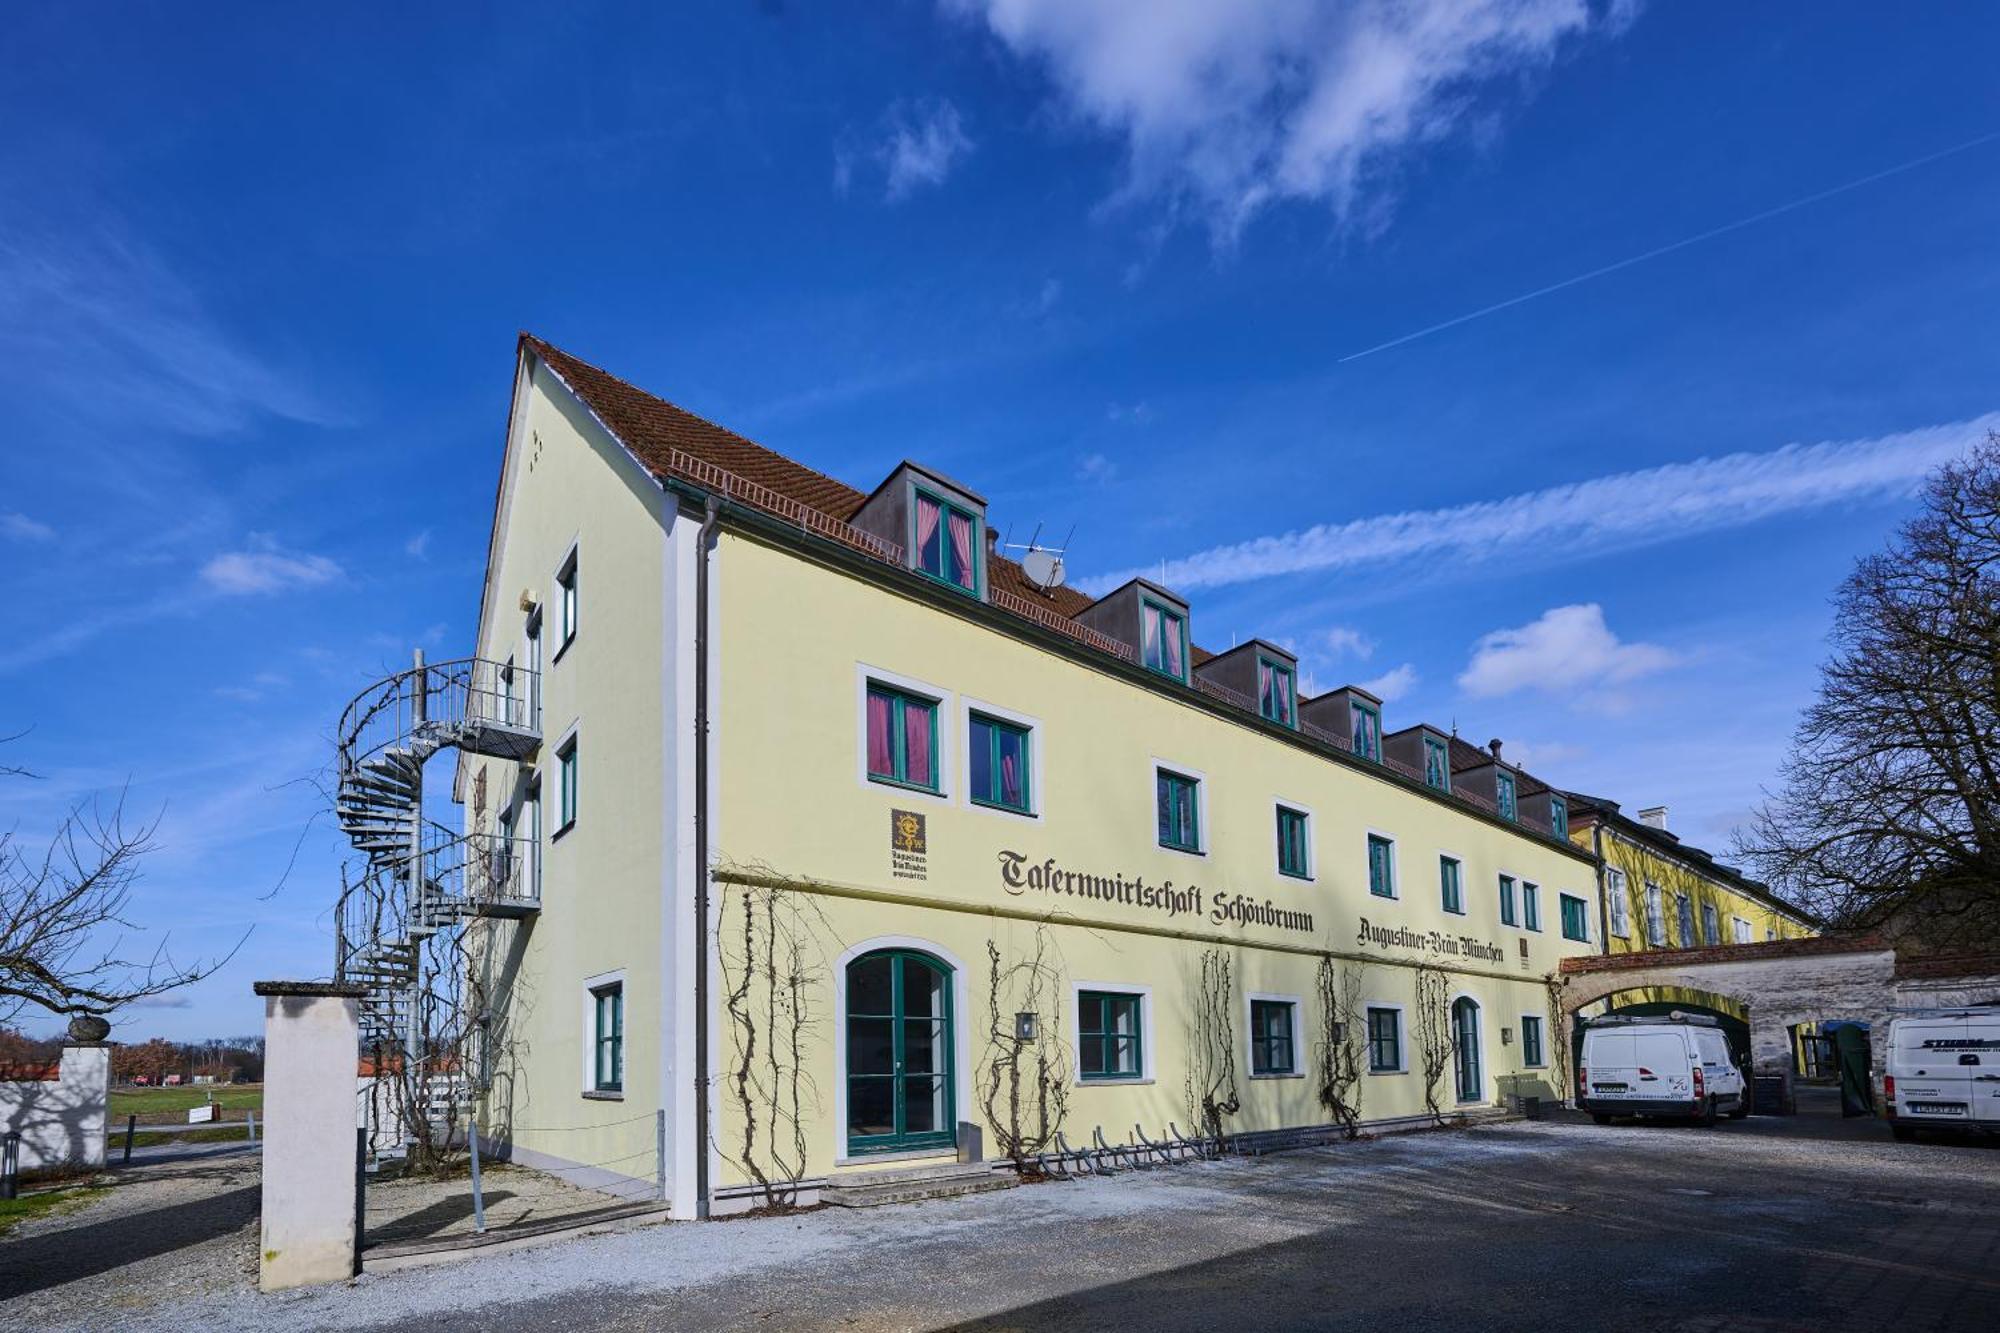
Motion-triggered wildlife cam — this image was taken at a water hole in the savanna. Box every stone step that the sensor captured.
[821,1160,1017,1208]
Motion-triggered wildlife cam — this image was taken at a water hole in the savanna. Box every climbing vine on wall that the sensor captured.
[1313,955,1366,1137]
[976,928,1073,1175]
[1184,948,1242,1145]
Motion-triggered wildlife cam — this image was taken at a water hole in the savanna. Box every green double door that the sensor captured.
[846,949,955,1154]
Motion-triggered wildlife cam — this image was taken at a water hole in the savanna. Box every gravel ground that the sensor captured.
[12,1114,1999,1332]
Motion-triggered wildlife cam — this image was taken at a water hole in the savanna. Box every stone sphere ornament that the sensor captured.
[68,1014,111,1042]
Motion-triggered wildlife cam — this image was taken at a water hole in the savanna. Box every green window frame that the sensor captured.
[1549,795,1568,841]
[556,547,579,651]
[1156,769,1200,852]
[1367,834,1396,899]
[1352,701,1382,762]
[865,682,941,794]
[1257,655,1296,727]
[1140,597,1189,682]
[969,712,1032,814]
[912,486,982,597]
[1440,855,1464,914]
[1250,1000,1296,1076]
[591,982,623,1093]
[1499,874,1518,926]
[1366,1006,1402,1073]
[1276,806,1310,879]
[1522,881,1542,932]
[1495,770,1517,821]
[1423,736,1451,792]
[1078,990,1144,1080]
[1560,893,1590,942]
[845,948,957,1154]
[557,736,579,833]
[1520,1014,1545,1068]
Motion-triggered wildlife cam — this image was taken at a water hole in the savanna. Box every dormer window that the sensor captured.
[1257,655,1296,727]
[1496,770,1517,821]
[1351,700,1382,762]
[1423,736,1450,792]
[913,488,980,596]
[1549,794,1568,840]
[1140,597,1188,682]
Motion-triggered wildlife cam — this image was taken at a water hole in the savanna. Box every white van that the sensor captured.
[1578,1013,1748,1126]
[1884,1004,2000,1141]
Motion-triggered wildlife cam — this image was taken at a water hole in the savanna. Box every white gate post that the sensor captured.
[255,981,364,1291]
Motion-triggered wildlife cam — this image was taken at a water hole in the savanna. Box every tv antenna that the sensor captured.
[1003,522,1073,593]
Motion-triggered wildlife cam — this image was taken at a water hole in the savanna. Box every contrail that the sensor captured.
[1338,129,2000,364]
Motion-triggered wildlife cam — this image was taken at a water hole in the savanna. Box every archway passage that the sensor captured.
[1452,998,1482,1104]
[845,948,956,1155]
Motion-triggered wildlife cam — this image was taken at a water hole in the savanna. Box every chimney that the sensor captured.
[1638,805,1668,831]
[1487,738,1503,761]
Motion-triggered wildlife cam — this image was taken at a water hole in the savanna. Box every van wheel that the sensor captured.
[1590,1113,1612,1126]
[1891,1124,1918,1143]
[1696,1098,1718,1128]
[1727,1095,1750,1121]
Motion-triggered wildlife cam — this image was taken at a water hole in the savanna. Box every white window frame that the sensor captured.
[1363,1001,1409,1075]
[855,663,955,803]
[1244,991,1304,1080]
[1521,880,1543,933]
[1273,798,1315,881]
[1149,758,1208,857]
[1606,867,1630,938]
[960,694,1043,821]
[1437,850,1467,916]
[1070,979,1156,1085]
[553,539,580,659]
[580,968,626,1098]
[1733,916,1754,945]
[1519,1012,1548,1069]
[1498,871,1520,927]
[1675,891,1695,947]
[1364,828,1399,900]
[1644,881,1666,946]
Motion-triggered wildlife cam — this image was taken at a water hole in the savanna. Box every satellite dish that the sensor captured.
[1021,548,1065,591]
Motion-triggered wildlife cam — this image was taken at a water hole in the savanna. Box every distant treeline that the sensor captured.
[0,1028,265,1082]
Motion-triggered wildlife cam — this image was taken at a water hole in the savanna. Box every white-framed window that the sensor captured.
[556,730,579,834]
[1073,979,1155,1084]
[1274,802,1313,880]
[1365,1004,1407,1074]
[1153,760,1205,855]
[1559,892,1590,943]
[581,969,625,1096]
[1675,892,1696,947]
[1246,993,1302,1078]
[963,696,1040,818]
[1520,1014,1546,1068]
[1702,901,1721,948]
[1522,881,1542,932]
[855,664,954,801]
[1644,882,1666,946]
[555,543,579,654]
[1499,873,1518,926]
[1606,867,1630,938]
[1439,853,1465,915]
[1733,916,1754,945]
[1366,831,1397,899]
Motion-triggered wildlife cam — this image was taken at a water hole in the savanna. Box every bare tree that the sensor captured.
[1543,974,1573,1106]
[1311,955,1365,1137]
[715,874,823,1211]
[0,768,234,1027]
[1413,960,1455,1124]
[1739,435,2000,946]
[976,930,1072,1175]
[1183,948,1241,1147]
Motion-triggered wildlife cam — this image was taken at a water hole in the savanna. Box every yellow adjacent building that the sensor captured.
[461,335,1606,1217]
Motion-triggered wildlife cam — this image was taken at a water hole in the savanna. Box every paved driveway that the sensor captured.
[26,1113,2000,1332]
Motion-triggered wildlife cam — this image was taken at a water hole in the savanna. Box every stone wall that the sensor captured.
[0,1043,110,1171]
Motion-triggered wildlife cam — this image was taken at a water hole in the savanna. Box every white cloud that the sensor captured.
[1076,452,1119,484]
[1458,603,1675,699]
[405,529,432,560]
[1322,625,1377,661]
[838,98,975,202]
[1080,413,1999,595]
[945,0,1627,241]
[1360,662,1419,702]
[200,535,342,596]
[1,511,54,541]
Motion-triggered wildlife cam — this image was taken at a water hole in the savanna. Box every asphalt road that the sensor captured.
[39,1110,2000,1332]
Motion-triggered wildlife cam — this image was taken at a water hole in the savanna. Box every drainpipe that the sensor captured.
[692,494,722,1220]
[1592,821,1610,954]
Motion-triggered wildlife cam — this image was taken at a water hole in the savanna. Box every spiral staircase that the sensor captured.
[333,654,541,1158]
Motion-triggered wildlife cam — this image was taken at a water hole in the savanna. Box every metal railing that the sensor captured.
[338,656,541,776]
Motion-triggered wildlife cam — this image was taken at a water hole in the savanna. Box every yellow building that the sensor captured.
[458,335,1605,1217]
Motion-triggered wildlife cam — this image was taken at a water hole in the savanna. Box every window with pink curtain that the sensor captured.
[947,510,974,589]
[915,495,942,576]
[1162,612,1184,678]
[1141,599,1185,679]
[866,688,895,778]
[1141,604,1161,666]
[902,701,932,788]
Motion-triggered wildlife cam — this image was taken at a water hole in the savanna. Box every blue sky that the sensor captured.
[4,3,1997,1040]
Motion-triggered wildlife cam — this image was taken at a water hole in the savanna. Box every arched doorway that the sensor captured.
[845,948,956,1155]
[1452,997,1482,1103]
[1579,988,1753,1080]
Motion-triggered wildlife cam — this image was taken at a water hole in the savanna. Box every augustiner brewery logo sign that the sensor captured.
[890,810,928,882]
[997,850,1315,935]
[1357,916,1505,963]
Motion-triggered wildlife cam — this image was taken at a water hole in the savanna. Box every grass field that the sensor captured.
[109,1085,262,1122]
[0,1183,106,1238]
